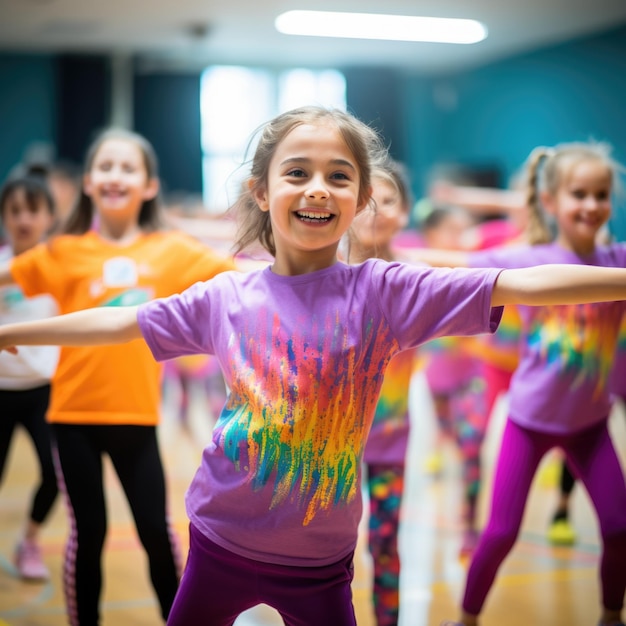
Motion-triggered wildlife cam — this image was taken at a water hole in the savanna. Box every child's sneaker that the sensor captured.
[547,518,576,546]
[14,539,50,581]
[537,454,561,488]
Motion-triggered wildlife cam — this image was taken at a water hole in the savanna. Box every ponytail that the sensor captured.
[523,147,553,245]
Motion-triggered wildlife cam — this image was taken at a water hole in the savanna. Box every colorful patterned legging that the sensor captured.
[366,463,405,626]
[431,376,488,525]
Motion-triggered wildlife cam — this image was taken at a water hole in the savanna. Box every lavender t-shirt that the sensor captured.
[138,259,502,566]
[470,242,626,434]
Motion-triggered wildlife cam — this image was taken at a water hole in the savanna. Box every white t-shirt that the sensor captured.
[0,246,59,389]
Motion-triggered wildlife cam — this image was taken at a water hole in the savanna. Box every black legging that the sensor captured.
[52,423,181,626]
[0,385,58,524]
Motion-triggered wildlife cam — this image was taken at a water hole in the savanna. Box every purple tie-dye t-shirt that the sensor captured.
[470,242,626,434]
[138,259,501,566]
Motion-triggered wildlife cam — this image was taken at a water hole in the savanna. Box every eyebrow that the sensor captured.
[279,157,357,171]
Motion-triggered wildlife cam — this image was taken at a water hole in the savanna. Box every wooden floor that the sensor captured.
[1,372,624,626]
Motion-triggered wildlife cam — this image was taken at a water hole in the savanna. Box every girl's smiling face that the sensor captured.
[83,138,158,230]
[349,176,408,258]
[543,158,612,255]
[253,121,368,275]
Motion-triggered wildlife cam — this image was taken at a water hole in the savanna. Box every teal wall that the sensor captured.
[402,25,626,235]
[134,71,203,196]
[0,54,56,182]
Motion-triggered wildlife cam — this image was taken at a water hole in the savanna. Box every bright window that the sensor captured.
[200,66,346,213]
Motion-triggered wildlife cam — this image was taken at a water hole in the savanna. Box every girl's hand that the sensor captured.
[0,328,19,354]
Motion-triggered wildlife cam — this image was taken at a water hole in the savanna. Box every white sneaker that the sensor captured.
[14,540,50,581]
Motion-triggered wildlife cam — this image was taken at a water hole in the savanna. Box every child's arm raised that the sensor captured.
[430,182,526,218]
[0,306,142,354]
[493,265,626,307]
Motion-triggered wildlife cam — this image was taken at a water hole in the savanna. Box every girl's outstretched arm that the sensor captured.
[430,182,526,218]
[0,306,142,354]
[493,265,626,307]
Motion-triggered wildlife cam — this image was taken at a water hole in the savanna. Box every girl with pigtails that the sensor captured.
[416,142,626,626]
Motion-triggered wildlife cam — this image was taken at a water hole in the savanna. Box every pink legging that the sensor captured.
[463,417,626,616]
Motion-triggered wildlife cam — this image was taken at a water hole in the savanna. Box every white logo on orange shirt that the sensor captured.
[103,257,138,287]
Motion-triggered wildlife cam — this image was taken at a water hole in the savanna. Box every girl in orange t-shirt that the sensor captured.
[0,129,234,626]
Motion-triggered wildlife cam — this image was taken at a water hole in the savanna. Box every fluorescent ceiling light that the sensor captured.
[275,10,487,44]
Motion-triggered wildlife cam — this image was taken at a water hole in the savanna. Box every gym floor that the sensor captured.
[1,372,622,626]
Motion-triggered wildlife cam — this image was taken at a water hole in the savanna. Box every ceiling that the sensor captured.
[1,0,626,73]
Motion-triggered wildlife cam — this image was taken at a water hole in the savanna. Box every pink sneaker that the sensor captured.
[14,540,50,581]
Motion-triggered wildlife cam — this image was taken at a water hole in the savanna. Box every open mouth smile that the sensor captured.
[295,210,334,224]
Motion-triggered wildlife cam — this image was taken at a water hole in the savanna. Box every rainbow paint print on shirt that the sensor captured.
[526,302,621,398]
[216,308,398,526]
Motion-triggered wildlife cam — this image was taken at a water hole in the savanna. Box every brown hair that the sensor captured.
[63,128,164,235]
[523,141,623,245]
[0,174,55,222]
[343,157,413,262]
[373,157,413,214]
[231,106,387,257]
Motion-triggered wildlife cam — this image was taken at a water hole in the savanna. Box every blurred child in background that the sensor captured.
[0,171,59,581]
[0,128,234,625]
[162,354,227,433]
[416,204,490,559]
[420,141,626,626]
[345,158,415,626]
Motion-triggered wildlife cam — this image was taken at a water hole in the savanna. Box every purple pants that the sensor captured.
[167,523,357,626]
[463,417,626,616]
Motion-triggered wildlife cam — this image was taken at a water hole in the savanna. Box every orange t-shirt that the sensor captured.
[10,230,235,426]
